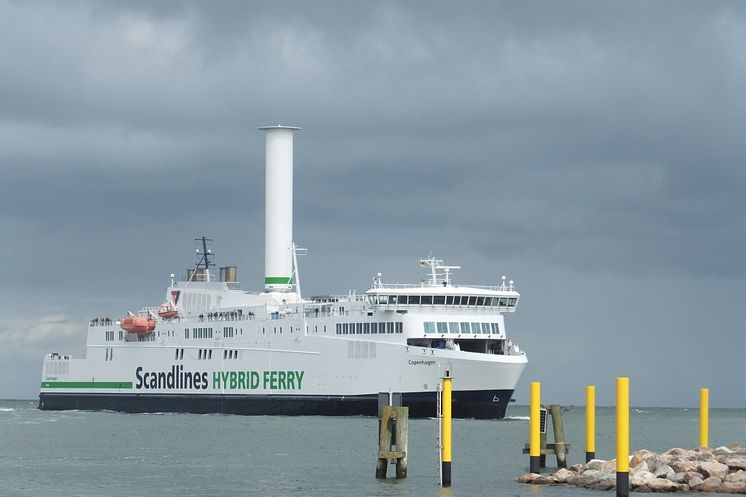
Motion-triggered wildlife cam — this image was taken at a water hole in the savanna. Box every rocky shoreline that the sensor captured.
[518,446,746,493]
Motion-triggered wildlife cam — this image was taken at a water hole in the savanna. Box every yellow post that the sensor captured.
[530,382,541,473]
[699,388,709,448]
[442,372,452,487]
[616,377,629,497]
[586,385,596,462]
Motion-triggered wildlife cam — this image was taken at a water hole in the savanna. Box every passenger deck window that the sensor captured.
[490,323,499,334]
[481,323,490,334]
[448,322,459,334]
[436,322,448,333]
[460,322,470,333]
[471,322,481,334]
[423,322,436,333]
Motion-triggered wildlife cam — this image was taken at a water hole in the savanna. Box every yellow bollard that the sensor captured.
[442,371,452,487]
[586,385,596,462]
[530,382,541,473]
[700,388,709,448]
[616,377,629,497]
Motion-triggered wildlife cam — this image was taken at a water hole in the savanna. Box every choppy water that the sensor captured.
[1,399,744,497]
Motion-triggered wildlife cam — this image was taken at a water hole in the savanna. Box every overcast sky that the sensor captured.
[1,1,744,407]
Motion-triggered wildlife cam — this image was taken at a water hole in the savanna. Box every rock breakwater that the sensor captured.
[518,445,746,493]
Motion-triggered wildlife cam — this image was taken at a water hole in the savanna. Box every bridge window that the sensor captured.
[449,322,459,334]
[499,297,508,306]
[471,322,481,334]
[446,296,454,305]
[476,297,485,306]
[436,322,448,334]
[508,298,518,307]
[398,295,407,305]
[453,296,462,306]
[408,295,420,305]
[421,295,433,305]
[468,296,477,306]
[379,295,389,304]
[434,295,445,305]
[423,322,435,333]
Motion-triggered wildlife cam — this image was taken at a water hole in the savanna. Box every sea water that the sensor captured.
[1,399,744,497]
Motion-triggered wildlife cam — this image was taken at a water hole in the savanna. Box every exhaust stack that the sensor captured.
[259,125,301,291]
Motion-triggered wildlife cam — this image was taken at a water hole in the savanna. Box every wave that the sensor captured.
[0,408,14,412]
[504,415,529,421]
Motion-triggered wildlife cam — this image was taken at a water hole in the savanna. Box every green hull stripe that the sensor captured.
[41,381,133,389]
[265,276,292,285]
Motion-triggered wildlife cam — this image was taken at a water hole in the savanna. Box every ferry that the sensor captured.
[38,126,527,418]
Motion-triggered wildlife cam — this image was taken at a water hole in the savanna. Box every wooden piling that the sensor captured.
[549,405,568,469]
[376,406,408,479]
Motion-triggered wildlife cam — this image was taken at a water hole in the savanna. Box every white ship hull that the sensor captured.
[40,311,526,418]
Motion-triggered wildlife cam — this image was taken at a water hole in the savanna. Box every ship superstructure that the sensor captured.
[39,126,527,418]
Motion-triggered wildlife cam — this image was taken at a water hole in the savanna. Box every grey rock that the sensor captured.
[669,472,686,483]
[585,459,607,471]
[699,461,729,479]
[723,456,746,471]
[517,473,540,483]
[588,480,615,491]
[654,463,675,480]
[702,476,723,493]
[725,470,746,484]
[688,476,704,491]
[721,481,746,493]
[552,468,573,484]
[646,478,678,492]
[683,471,704,483]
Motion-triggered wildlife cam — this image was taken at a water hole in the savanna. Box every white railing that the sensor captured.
[370,282,516,292]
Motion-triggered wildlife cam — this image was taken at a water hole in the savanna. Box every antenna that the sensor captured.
[194,236,215,282]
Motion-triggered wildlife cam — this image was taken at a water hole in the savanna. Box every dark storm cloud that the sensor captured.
[1,0,744,404]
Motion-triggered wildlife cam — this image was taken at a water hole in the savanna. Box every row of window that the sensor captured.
[172,348,238,360]
[370,294,517,308]
[186,327,214,339]
[423,321,500,335]
[224,327,235,338]
[105,331,115,341]
[335,322,404,335]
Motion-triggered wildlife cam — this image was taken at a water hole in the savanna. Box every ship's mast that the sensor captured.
[195,236,215,282]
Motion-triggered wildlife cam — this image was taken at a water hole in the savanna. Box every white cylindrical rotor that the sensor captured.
[259,125,301,290]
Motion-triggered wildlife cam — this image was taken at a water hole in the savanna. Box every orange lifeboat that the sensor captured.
[120,316,156,334]
[157,302,179,319]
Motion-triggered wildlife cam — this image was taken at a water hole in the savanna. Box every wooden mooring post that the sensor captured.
[523,402,571,469]
[376,393,408,479]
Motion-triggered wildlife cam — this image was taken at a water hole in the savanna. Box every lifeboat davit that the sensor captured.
[120,316,156,334]
[157,303,179,319]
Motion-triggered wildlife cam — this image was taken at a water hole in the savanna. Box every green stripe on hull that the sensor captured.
[265,276,292,285]
[41,381,133,389]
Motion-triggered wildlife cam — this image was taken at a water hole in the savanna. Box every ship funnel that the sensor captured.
[259,125,301,291]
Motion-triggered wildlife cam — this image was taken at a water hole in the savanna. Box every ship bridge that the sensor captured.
[365,257,520,312]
